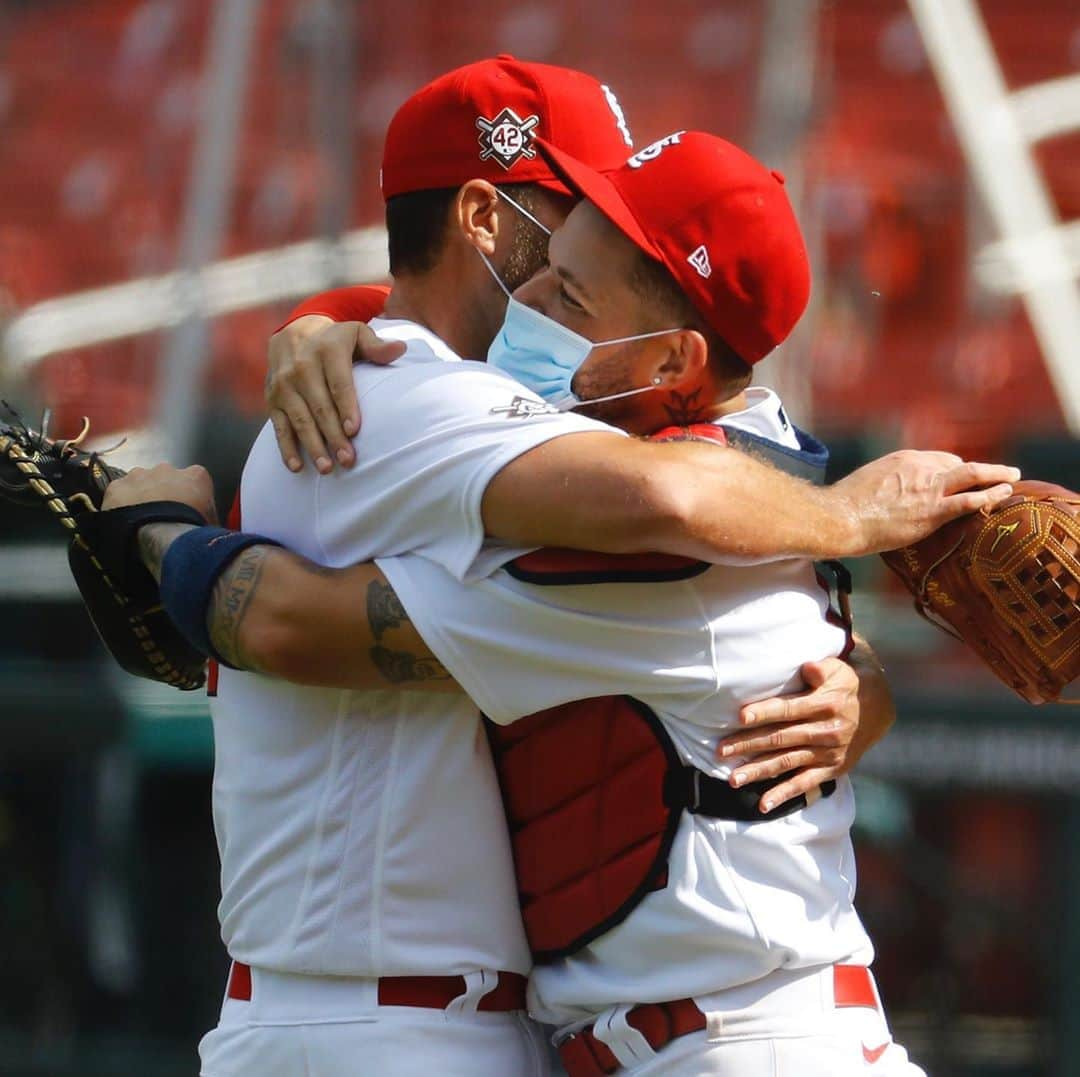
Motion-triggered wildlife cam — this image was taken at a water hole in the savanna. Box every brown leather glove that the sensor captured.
[881,480,1080,704]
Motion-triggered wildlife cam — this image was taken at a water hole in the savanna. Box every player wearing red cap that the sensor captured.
[434,130,927,1076]
[190,56,643,1077]
[108,59,1011,1077]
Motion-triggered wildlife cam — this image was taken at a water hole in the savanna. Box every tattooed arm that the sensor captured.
[136,523,457,692]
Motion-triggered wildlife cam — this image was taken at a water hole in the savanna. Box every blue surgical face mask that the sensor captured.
[486,294,679,411]
[479,193,680,411]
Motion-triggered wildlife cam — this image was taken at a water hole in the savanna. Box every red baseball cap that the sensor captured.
[537,131,811,365]
[381,55,634,201]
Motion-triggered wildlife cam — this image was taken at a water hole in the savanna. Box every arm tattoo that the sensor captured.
[366,579,451,684]
[366,579,408,640]
[137,522,198,582]
[370,645,452,685]
[208,546,269,671]
[661,386,707,426]
[138,522,269,671]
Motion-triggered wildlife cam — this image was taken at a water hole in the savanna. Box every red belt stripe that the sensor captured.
[226,961,526,1012]
[559,965,881,1077]
[833,963,878,1009]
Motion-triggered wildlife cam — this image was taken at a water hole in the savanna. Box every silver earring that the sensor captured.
[652,376,662,385]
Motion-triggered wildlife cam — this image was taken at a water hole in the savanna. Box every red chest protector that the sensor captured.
[487,422,848,964]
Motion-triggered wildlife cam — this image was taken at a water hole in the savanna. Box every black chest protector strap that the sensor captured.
[665,764,836,823]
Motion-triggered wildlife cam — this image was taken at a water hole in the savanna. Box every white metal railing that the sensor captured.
[908,0,1080,433]
[0,227,389,378]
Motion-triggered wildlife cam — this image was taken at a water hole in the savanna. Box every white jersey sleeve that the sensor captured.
[376,555,719,725]
[327,360,618,581]
[241,351,621,583]
[375,392,842,728]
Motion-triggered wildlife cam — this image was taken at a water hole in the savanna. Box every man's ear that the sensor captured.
[652,329,709,389]
[455,180,501,255]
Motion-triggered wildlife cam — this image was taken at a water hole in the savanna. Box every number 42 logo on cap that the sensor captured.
[477,107,540,170]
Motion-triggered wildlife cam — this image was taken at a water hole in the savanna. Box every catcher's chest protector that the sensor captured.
[488,422,837,963]
[489,695,685,963]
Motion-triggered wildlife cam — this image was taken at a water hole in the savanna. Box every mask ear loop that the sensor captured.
[495,189,552,236]
[478,189,552,300]
[557,337,683,411]
[478,248,513,300]
[597,326,683,347]
[557,382,662,412]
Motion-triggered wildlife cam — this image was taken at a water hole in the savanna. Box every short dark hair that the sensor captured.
[385,187,457,277]
[385,182,547,280]
[629,250,752,395]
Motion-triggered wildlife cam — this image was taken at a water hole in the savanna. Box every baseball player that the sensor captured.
[106,60,1017,1077]
[371,133,931,1076]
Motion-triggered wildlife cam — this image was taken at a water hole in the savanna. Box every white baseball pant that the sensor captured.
[559,964,926,1077]
[198,966,550,1077]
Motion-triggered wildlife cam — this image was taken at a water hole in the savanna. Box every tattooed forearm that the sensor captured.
[207,545,270,671]
[137,523,199,582]
[366,579,409,640]
[370,645,452,685]
[137,522,270,671]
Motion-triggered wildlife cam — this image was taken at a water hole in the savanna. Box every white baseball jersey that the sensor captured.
[211,316,617,979]
[377,388,875,1026]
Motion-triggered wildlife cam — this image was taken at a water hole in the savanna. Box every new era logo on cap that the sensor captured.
[687,245,712,278]
[536,130,811,365]
[476,107,540,170]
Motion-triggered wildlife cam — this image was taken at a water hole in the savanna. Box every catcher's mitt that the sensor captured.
[0,410,208,690]
[881,480,1080,704]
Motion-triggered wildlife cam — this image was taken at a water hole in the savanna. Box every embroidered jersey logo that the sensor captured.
[601,84,633,148]
[989,520,1020,554]
[687,244,712,279]
[490,395,558,419]
[626,131,685,169]
[476,108,540,170]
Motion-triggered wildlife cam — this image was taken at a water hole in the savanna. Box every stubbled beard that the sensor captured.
[500,217,550,293]
[567,346,643,426]
[574,360,713,431]
[572,345,637,403]
[475,219,549,360]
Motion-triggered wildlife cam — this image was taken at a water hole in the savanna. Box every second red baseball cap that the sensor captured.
[381,55,635,201]
[537,131,811,366]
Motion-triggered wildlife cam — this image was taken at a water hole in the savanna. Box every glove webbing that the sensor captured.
[2,434,204,690]
[0,433,98,531]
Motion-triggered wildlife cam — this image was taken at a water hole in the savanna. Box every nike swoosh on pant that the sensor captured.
[863,1041,890,1064]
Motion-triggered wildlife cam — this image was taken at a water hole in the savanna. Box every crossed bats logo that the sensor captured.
[477,107,541,170]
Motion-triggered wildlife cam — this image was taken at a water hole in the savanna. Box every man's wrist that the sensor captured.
[138,522,200,583]
[817,487,863,559]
